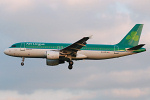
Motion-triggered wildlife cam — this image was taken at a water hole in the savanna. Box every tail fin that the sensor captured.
[117,24,143,47]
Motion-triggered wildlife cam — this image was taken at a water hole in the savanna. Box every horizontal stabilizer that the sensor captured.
[127,44,145,50]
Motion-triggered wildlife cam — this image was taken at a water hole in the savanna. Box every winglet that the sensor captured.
[89,35,93,39]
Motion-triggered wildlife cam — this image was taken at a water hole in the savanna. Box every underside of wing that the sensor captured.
[59,36,91,59]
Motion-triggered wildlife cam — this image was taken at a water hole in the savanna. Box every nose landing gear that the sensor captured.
[21,57,25,66]
[68,61,73,70]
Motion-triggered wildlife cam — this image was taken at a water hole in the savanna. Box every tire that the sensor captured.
[21,62,24,66]
[68,65,73,70]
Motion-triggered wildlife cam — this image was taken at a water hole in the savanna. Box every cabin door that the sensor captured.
[114,45,119,54]
[20,43,25,51]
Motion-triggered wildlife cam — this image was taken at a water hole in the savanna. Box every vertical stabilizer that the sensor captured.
[117,24,143,47]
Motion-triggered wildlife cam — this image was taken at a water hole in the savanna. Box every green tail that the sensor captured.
[117,24,143,47]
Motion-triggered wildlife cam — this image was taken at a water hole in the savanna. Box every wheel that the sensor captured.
[21,62,24,66]
[68,65,73,70]
[69,61,73,65]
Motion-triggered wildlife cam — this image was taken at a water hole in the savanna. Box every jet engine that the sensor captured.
[46,59,65,66]
[46,51,59,60]
[46,51,64,66]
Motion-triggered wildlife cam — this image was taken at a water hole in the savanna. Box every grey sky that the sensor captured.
[0,0,150,100]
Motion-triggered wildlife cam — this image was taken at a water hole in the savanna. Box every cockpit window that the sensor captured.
[11,45,16,47]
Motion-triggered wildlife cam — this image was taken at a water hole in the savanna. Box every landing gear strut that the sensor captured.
[68,61,73,70]
[21,57,25,66]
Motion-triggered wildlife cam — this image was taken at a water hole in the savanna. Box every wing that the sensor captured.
[60,36,91,58]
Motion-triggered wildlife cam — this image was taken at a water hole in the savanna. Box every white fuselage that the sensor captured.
[4,48,134,60]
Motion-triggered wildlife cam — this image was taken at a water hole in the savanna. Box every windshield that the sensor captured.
[11,45,16,47]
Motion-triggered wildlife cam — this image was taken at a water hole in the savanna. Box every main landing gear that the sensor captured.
[21,57,25,66]
[68,61,73,70]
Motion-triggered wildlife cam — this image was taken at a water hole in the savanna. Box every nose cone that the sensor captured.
[4,49,9,55]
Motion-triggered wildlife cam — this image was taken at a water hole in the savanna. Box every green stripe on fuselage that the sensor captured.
[9,42,126,51]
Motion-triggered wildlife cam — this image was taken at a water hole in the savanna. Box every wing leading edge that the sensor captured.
[60,36,91,59]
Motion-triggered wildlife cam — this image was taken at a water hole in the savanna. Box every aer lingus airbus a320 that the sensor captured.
[4,24,146,69]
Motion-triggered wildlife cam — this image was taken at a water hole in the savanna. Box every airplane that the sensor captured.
[4,24,146,70]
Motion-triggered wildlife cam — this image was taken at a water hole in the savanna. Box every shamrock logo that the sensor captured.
[126,31,139,42]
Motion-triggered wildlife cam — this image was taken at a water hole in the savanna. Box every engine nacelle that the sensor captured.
[47,51,59,60]
[46,59,65,66]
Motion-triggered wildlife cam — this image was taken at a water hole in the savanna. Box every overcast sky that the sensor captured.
[0,0,150,100]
